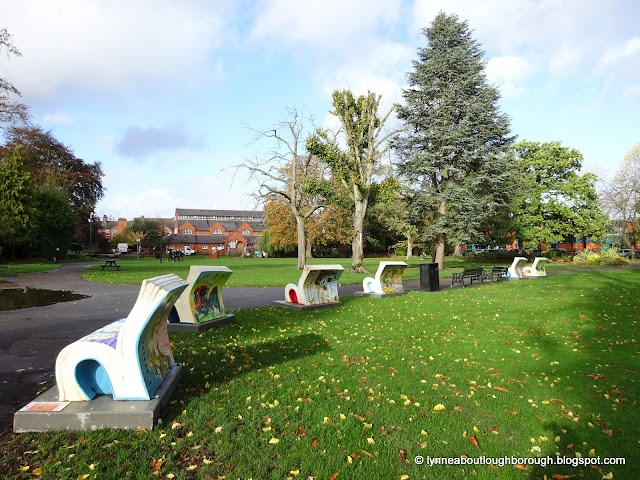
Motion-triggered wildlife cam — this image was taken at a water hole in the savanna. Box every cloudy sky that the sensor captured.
[2,0,639,220]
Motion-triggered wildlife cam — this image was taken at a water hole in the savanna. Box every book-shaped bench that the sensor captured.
[55,274,188,402]
[274,264,344,310]
[523,257,548,277]
[356,261,408,297]
[167,265,235,332]
[507,257,528,280]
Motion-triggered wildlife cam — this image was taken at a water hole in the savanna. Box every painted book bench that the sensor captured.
[507,257,528,280]
[55,274,188,402]
[356,261,408,297]
[523,257,549,277]
[167,265,235,332]
[274,264,344,310]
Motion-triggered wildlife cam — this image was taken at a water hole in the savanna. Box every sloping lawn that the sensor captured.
[3,270,638,479]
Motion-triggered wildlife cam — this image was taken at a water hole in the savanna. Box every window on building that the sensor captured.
[105,230,110,236]
[112,230,116,236]
[203,245,208,249]
[242,229,250,235]
[183,228,192,234]
[213,229,222,234]
[229,241,236,249]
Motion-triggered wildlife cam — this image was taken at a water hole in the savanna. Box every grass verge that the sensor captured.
[3,270,639,479]
[79,255,634,287]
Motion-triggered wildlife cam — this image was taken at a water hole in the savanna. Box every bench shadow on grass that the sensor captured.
[520,271,638,479]
[167,332,331,411]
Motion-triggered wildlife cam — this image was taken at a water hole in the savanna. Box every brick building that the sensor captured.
[98,208,264,256]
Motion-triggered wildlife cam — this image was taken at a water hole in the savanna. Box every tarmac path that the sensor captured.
[0,260,637,433]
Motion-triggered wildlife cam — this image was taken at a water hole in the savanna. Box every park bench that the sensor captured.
[507,256,528,280]
[523,257,549,277]
[55,274,188,401]
[167,265,234,328]
[450,267,484,288]
[483,266,508,283]
[100,260,121,271]
[279,264,344,307]
[361,261,408,295]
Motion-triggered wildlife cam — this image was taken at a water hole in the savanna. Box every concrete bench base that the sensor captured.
[354,291,407,298]
[14,365,182,433]
[272,300,342,311]
[167,314,235,333]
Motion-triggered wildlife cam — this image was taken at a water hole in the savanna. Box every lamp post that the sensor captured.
[88,215,93,258]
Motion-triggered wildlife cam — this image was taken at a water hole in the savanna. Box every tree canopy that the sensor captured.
[511,140,607,250]
[395,12,516,269]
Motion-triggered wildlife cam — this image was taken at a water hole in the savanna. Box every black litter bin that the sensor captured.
[420,262,440,291]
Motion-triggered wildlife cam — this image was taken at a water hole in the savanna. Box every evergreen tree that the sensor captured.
[396,12,516,269]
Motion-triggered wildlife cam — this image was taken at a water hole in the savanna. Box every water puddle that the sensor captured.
[0,288,89,311]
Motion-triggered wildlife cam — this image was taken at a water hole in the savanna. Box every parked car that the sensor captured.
[618,248,633,258]
[547,248,567,253]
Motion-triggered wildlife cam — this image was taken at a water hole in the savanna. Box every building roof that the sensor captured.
[175,208,264,222]
[168,233,227,244]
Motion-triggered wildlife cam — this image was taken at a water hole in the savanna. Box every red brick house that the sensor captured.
[97,209,264,256]
[168,208,264,255]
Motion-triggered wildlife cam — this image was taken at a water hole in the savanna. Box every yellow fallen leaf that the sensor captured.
[186,464,197,470]
[32,467,42,476]
[289,470,300,476]
[602,472,613,479]
[20,466,29,471]
[363,423,372,428]
[589,448,596,457]
[214,426,223,433]
[432,404,445,411]
[367,437,375,444]
[166,475,175,479]
[78,475,90,479]
[400,476,410,480]
[347,456,353,464]
[473,426,480,433]
[269,437,280,444]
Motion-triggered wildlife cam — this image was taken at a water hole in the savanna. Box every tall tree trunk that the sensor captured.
[432,201,447,269]
[305,240,313,259]
[351,196,369,273]
[453,245,463,257]
[406,231,413,259]
[433,233,445,270]
[295,213,306,270]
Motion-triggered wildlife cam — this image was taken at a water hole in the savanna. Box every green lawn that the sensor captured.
[4,270,638,479]
[80,255,632,287]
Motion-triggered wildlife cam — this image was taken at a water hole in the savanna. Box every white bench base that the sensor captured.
[273,300,342,311]
[168,314,235,333]
[354,291,407,298]
[14,364,181,432]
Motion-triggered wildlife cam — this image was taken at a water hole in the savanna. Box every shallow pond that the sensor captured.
[0,288,88,311]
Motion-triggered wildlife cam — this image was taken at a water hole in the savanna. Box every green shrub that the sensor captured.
[600,248,628,266]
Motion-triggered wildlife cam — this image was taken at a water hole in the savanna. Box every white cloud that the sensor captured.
[601,37,640,65]
[249,0,403,52]
[2,0,233,101]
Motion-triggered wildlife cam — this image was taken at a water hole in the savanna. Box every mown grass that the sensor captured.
[80,255,632,287]
[4,270,639,479]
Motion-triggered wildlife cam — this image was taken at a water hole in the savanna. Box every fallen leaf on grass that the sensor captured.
[602,429,613,437]
[551,474,575,479]
[328,473,339,480]
[269,437,280,444]
[493,386,509,393]
[469,435,479,448]
[311,438,318,448]
[514,464,528,471]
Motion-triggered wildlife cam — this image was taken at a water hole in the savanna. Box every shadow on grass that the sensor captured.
[167,332,331,410]
[520,270,639,479]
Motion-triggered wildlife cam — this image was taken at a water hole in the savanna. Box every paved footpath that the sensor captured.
[0,261,637,433]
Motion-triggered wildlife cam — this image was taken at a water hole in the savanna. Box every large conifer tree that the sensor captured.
[396,12,515,268]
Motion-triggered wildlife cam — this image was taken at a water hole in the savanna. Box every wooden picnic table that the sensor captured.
[100,260,121,271]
